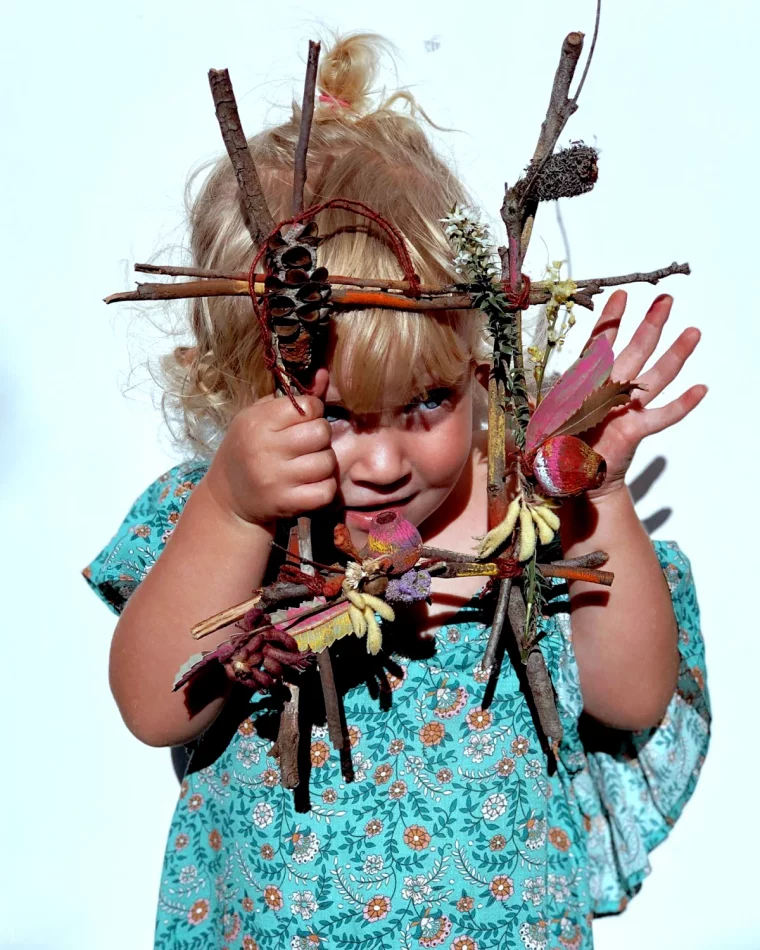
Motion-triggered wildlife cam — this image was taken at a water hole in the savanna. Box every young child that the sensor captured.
[85,33,710,950]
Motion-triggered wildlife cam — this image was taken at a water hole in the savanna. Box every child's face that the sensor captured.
[324,368,476,547]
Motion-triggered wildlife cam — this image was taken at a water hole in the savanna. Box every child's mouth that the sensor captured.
[343,495,416,528]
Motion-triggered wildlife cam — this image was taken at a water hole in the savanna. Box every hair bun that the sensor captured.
[316,32,394,116]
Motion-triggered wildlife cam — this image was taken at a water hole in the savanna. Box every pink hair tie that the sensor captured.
[318,93,351,109]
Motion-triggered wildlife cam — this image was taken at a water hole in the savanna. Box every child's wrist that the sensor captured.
[196,472,277,537]
[557,483,633,548]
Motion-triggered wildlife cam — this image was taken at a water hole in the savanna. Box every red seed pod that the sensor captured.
[364,510,423,574]
[531,436,606,497]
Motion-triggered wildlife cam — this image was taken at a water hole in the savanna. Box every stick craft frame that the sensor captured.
[108,7,690,805]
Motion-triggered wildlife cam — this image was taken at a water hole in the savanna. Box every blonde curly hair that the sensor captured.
[161,32,487,456]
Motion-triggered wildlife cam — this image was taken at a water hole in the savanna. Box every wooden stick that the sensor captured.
[133,262,461,295]
[483,577,511,672]
[292,41,321,217]
[191,582,310,640]
[208,69,275,245]
[108,263,689,308]
[486,376,509,528]
[539,564,613,586]
[549,550,609,569]
[317,650,346,750]
[104,281,472,310]
[508,584,563,743]
[278,682,301,789]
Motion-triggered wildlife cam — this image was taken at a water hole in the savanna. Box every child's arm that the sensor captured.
[109,373,336,748]
[559,487,680,731]
[557,290,705,732]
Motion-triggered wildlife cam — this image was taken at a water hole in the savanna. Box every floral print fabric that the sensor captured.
[85,462,710,949]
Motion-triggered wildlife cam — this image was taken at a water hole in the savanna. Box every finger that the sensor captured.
[288,448,337,485]
[303,367,330,401]
[638,384,707,436]
[632,327,701,407]
[281,417,332,458]
[291,476,338,513]
[611,294,673,382]
[583,289,627,351]
[269,393,326,431]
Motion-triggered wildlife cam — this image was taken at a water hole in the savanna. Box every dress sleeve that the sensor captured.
[546,540,711,915]
[82,461,209,615]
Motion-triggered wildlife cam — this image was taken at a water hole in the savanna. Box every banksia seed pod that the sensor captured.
[527,143,599,202]
[532,436,606,497]
[263,220,332,374]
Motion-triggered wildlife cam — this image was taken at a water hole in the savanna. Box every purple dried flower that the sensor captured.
[386,569,432,604]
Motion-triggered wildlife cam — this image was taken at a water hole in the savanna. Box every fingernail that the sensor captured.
[652,293,672,305]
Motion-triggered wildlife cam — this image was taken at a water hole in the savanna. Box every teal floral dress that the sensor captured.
[85,462,710,950]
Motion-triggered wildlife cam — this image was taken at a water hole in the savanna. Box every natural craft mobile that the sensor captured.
[106,4,689,803]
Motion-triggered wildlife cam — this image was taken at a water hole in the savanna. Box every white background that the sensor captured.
[2,1,757,947]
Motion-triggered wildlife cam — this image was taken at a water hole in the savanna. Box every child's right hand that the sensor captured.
[205,368,337,527]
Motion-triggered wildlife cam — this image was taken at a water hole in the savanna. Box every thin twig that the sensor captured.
[555,201,572,277]
[570,0,602,105]
[292,41,321,217]
[270,539,346,574]
[208,69,275,245]
[576,262,691,289]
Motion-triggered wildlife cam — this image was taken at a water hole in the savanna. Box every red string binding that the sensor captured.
[502,274,532,311]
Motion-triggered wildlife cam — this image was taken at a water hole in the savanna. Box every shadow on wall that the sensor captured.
[168,455,672,783]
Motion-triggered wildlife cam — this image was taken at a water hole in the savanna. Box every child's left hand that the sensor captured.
[579,289,706,500]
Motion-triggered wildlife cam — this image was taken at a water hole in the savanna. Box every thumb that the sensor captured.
[304,367,330,402]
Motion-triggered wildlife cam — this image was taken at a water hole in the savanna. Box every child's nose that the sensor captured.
[349,430,412,487]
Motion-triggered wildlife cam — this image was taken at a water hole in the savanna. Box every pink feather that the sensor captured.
[525,335,615,452]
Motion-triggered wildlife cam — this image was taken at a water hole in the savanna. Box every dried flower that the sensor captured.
[386,569,432,603]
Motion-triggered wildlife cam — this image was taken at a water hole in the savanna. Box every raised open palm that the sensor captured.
[580,290,706,498]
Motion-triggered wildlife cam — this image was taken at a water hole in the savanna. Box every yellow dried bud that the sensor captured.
[518,506,537,561]
[530,507,555,545]
[349,604,367,638]
[476,496,521,559]
[362,593,395,623]
[365,609,383,655]
[343,586,366,611]
[533,504,560,531]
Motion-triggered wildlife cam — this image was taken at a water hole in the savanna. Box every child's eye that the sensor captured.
[324,404,350,425]
[406,388,453,413]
